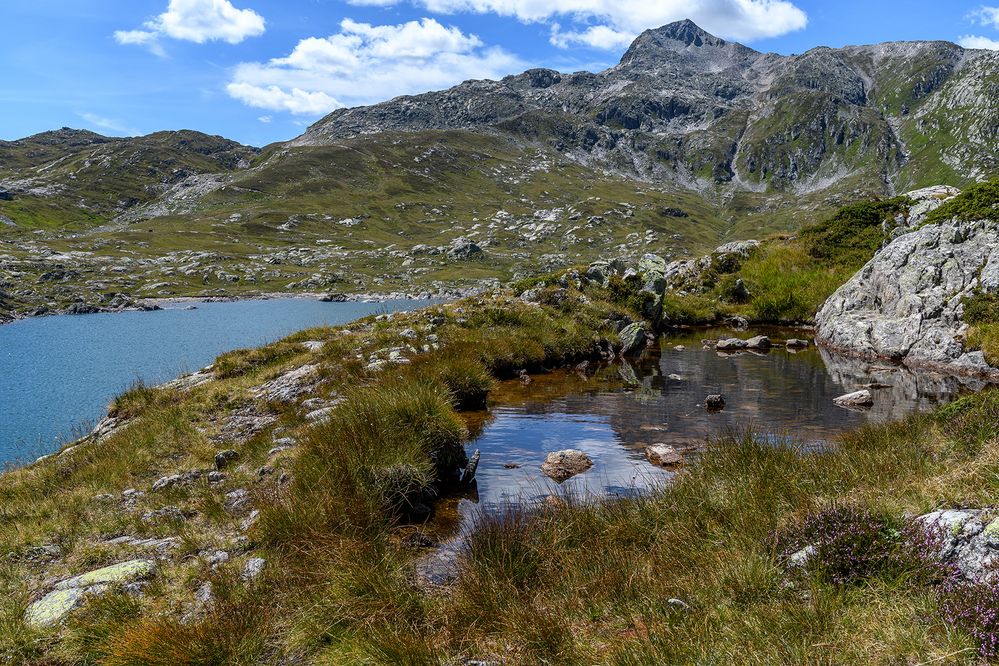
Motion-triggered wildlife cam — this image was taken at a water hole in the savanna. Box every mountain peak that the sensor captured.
[653,19,719,47]
[619,20,741,66]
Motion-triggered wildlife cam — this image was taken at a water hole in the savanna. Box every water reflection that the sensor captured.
[463,326,987,509]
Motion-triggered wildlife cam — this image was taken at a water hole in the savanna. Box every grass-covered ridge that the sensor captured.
[648,196,912,325]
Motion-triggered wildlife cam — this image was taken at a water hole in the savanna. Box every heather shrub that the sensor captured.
[773,505,952,587]
[939,578,999,659]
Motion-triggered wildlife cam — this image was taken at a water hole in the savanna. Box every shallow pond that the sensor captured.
[0,298,432,465]
[448,327,990,518]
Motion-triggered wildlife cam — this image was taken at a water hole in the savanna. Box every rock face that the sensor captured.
[816,213,999,378]
[619,322,648,355]
[541,449,593,482]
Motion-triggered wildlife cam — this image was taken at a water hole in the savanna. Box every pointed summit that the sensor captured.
[619,20,757,68]
[654,19,721,47]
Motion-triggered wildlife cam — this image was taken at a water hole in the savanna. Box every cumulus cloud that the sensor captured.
[348,0,807,47]
[969,6,999,29]
[226,17,523,115]
[115,0,265,54]
[959,34,999,49]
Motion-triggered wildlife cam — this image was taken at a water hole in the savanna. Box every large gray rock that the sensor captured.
[25,559,156,627]
[816,216,999,379]
[619,322,648,355]
[918,509,999,582]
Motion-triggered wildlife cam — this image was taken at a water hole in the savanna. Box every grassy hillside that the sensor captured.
[3,284,999,663]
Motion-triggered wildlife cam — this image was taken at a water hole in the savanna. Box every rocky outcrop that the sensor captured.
[816,202,999,378]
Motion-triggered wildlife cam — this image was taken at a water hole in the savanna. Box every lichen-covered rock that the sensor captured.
[25,559,156,627]
[918,509,999,582]
[541,449,593,482]
[619,322,648,356]
[816,216,999,379]
[54,559,156,590]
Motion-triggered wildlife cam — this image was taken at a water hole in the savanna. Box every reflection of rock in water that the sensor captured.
[818,347,987,420]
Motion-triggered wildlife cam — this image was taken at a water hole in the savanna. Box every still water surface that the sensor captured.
[0,298,431,465]
[460,327,989,511]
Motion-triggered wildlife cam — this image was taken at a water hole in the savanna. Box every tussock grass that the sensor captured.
[213,341,306,379]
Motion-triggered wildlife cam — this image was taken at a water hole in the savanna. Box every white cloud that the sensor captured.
[78,112,139,136]
[550,23,634,50]
[258,115,272,123]
[115,0,265,54]
[226,17,524,115]
[959,34,999,49]
[969,6,999,29]
[348,0,807,46]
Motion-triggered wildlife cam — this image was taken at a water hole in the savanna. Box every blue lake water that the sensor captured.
[0,298,431,465]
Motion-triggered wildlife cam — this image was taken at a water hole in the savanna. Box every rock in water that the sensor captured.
[646,444,684,468]
[619,322,648,356]
[833,390,873,407]
[815,211,999,378]
[704,395,726,411]
[541,449,593,482]
[716,338,748,351]
[786,338,811,349]
[745,335,771,351]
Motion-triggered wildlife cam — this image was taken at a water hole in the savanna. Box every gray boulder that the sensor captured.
[816,215,999,379]
[541,449,593,482]
[832,390,873,408]
[619,322,648,355]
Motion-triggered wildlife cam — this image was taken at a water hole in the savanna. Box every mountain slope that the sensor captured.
[299,20,999,194]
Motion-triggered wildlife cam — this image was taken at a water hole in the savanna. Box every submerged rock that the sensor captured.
[541,449,593,482]
[704,395,726,411]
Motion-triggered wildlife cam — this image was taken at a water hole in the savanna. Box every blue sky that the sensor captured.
[3,0,998,147]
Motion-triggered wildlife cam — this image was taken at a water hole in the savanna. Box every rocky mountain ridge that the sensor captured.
[299,20,999,195]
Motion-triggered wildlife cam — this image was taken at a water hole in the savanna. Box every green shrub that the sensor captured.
[924,180,999,226]
[801,196,911,269]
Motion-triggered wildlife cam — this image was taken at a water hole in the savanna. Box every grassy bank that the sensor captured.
[3,270,999,663]
[650,196,913,326]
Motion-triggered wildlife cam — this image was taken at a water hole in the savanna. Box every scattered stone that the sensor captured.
[224,489,252,515]
[242,557,266,581]
[667,374,684,381]
[214,449,239,470]
[832,390,873,408]
[704,395,726,411]
[55,560,156,592]
[645,444,684,468]
[240,510,261,532]
[151,470,201,491]
[786,339,811,349]
[745,335,771,351]
[208,471,226,484]
[141,506,189,524]
[541,449,593,482]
